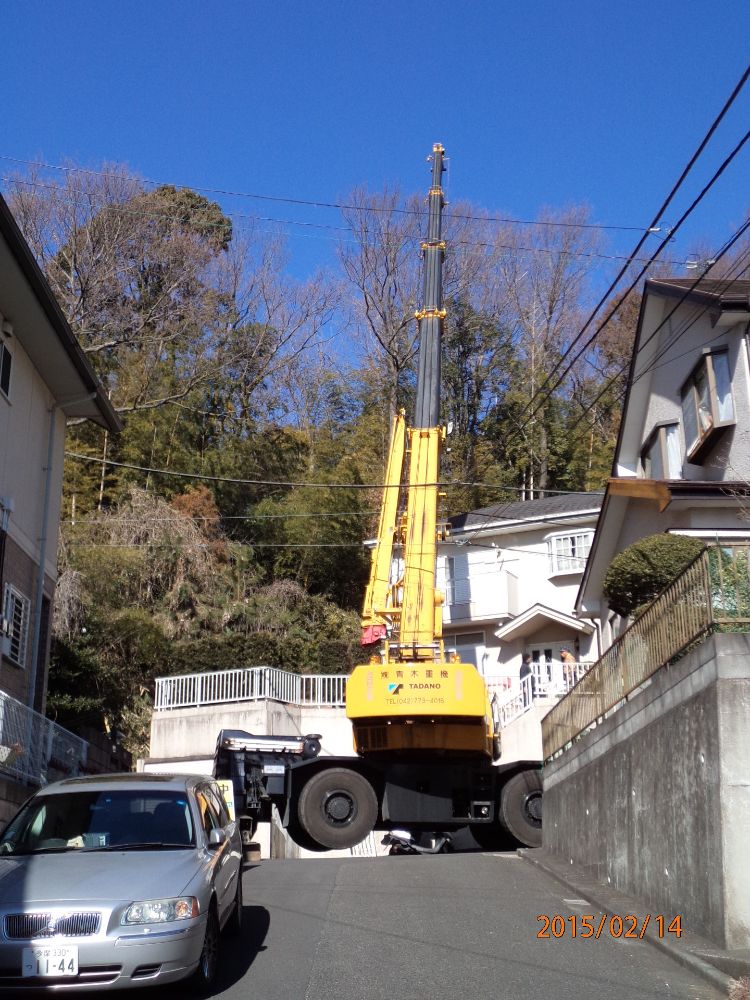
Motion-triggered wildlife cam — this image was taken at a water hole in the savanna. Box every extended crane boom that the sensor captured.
[347,144,498,758]
[216,147,542,856]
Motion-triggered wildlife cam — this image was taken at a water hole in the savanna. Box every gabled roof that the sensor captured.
[575,276,750,614]
[0,194,121,432]
[494,603,594,642]
[450,491,603,533]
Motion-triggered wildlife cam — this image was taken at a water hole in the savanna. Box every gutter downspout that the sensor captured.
[28,402,56,713]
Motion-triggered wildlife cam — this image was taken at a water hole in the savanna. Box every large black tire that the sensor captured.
[470,822,514,852]
[500,769,543,847]
[297,767,378,850]
[191,904,220,995]
[285,815,329,853]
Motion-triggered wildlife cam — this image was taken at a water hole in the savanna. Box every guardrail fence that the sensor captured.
[542,545,750,760]
[154,666,348,711]
[488,663,590,730]
[0,689,88,786]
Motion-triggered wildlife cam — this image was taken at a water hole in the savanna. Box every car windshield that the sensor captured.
[0,789,196,855]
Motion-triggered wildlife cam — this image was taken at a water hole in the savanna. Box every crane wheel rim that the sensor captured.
[321,788,358,827]
[524,790,543,826]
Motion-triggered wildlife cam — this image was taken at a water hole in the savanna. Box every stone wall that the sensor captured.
[543,632,750,949]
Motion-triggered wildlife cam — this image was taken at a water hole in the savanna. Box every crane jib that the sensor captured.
[413,143,446,430]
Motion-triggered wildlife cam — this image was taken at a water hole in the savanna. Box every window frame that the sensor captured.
[2,583,30,668]
[547,530,594,576]
[680,349,735,462]
[640,422,682,480]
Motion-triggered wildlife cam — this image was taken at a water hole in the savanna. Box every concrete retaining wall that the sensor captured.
[543,632,750,949]
[149,700,356,760]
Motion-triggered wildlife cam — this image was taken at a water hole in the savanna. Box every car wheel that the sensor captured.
[191,904,220,994]
[297,768,378,850]
[225,874,242,937]
[500,769,543,847]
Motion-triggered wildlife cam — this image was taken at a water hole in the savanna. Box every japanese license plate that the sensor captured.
[22,945,79,977]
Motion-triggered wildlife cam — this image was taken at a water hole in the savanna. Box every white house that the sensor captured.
[576,276,750,643]
[0,193,120,720]
[437,491,603,696]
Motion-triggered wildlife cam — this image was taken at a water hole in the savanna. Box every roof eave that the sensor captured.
[0,195,122,433]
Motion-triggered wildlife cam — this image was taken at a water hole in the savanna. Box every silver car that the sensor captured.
[0,772,243,992]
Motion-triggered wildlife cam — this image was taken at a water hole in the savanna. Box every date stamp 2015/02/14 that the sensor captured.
[537,914,683,940]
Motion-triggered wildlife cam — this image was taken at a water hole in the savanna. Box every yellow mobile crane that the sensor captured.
[347,144,497,759]
[215,146,542,853]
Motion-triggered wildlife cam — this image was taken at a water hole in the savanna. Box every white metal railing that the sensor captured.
[154,662,589,732]
[154,666,348,711]
[490,662,592,730]
[0,688,89,785]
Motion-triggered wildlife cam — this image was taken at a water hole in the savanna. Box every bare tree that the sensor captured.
[6,165,337,419]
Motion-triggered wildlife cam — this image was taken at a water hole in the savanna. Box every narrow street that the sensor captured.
[182,853,720,1000]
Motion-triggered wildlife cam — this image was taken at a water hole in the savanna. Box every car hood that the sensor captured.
[0,849,204,906]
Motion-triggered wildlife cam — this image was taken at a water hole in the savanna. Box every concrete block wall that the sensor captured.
[543,633,750,950]
[149,698,356,760]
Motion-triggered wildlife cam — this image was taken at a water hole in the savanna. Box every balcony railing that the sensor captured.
[488,663,590,730]
[542,545,750,760]
[154,666,348,711]
[0,689,89,786]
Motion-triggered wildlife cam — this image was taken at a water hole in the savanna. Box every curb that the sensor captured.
[518,848,736,996]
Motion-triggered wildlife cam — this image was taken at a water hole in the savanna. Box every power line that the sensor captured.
[0,153,658,234]
[510,127,750,444]
[71,510,380,524]
[64,449,607,497]
[2,174,691,268]
[508,63,750,434]
[561,249,750,447]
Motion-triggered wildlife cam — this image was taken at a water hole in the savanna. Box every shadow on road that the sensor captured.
[119,902,270,1000]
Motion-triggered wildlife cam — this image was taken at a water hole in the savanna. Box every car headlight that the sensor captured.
[121,897,199,924]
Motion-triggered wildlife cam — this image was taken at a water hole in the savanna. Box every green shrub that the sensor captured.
[603,533,705,617]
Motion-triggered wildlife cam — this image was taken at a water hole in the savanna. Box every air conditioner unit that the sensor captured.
[0,616,10,637]
[0,634,10,659]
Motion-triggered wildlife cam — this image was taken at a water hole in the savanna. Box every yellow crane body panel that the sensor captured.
[346,660,495,756]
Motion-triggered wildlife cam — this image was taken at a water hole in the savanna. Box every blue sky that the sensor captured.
[3,2,749,282]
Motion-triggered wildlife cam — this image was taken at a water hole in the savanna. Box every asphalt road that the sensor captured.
[164,853,721,1000]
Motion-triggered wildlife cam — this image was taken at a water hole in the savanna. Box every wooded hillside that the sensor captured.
[6,164,635,755]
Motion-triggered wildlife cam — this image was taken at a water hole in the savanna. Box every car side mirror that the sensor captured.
[208,828,227,847]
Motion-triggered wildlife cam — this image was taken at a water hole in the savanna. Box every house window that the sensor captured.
[444,554,470,605]
[447,631,485,668]
[680,350,734,461]
[549,531,593,574]
[641,423,681,479]
[0,340,11,397]
[2,583,31,668]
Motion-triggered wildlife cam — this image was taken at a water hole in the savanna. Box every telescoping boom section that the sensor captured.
[347,144,498,759]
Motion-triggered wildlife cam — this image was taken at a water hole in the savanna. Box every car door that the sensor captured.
[195,785,234,924]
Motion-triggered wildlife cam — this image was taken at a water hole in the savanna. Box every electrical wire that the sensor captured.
[0,153,656,234]
[559,248,750,450]
[64,449,609,496]
[2,174,690,268]
[509,127,750,445]
[507,63,750,433]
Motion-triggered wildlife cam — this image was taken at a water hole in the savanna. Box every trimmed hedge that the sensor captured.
[603,533,705,618]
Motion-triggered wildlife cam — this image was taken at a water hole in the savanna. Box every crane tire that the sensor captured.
[297,768,378,850]
[470,822,513,852]
[500,769,543,847]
